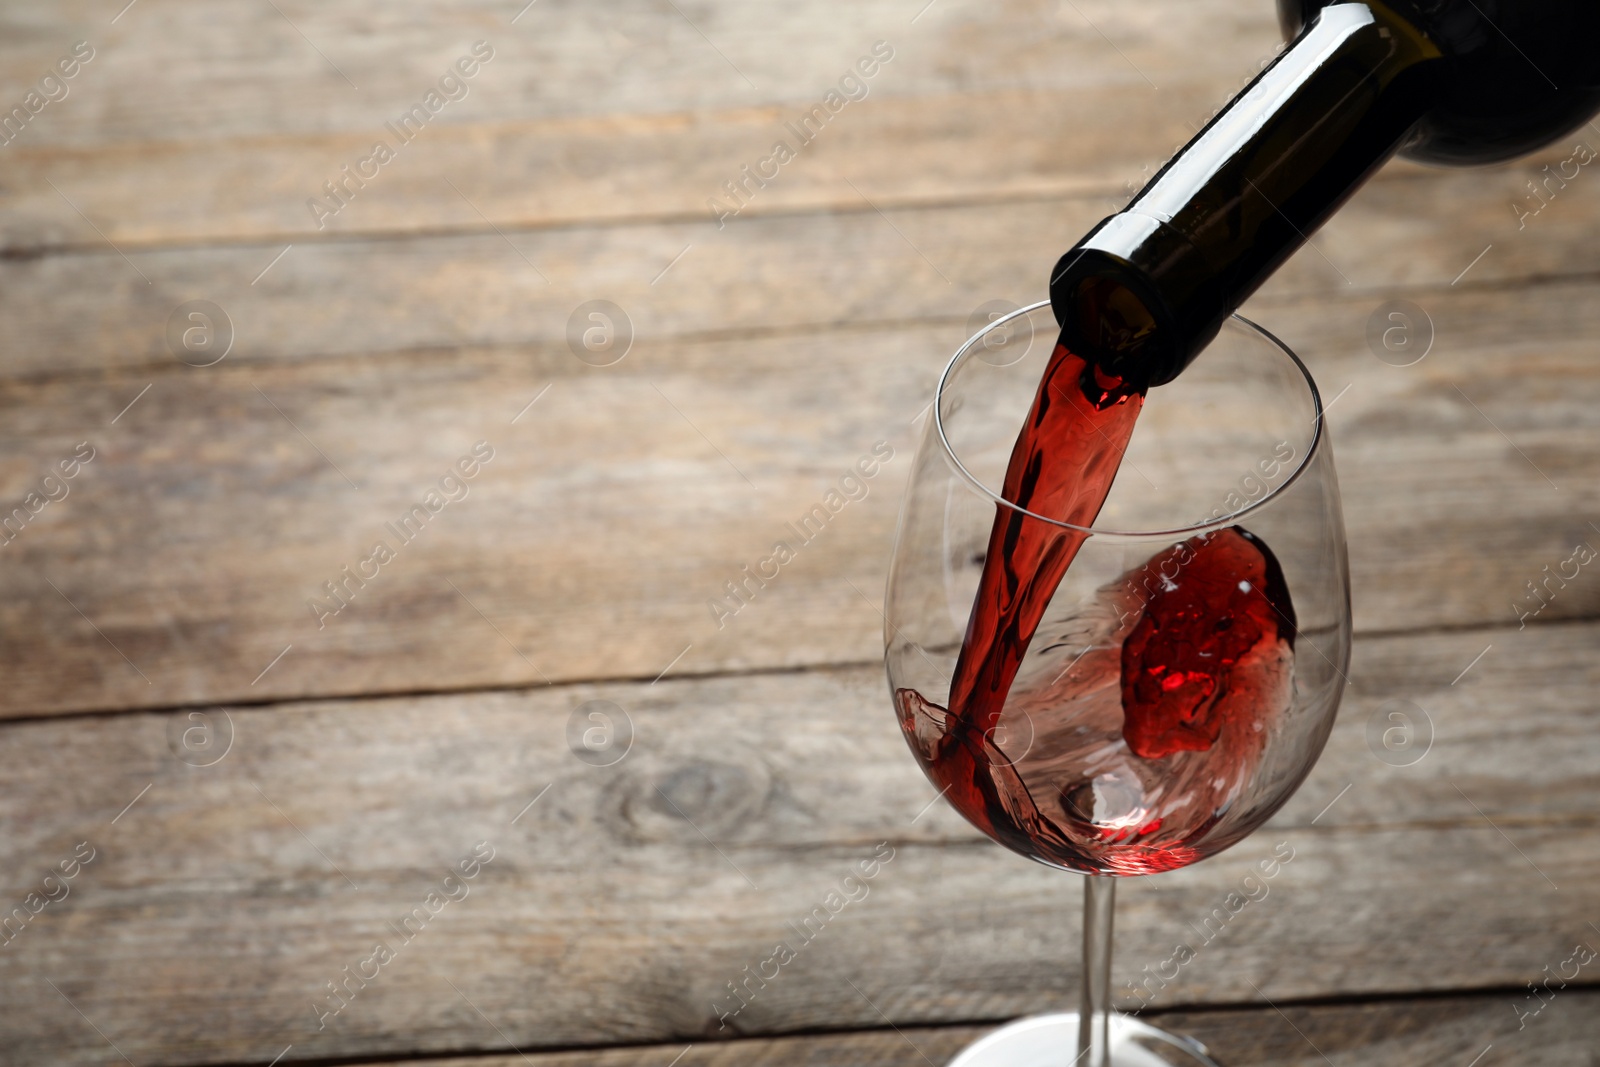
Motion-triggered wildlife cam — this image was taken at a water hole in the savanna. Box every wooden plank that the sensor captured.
[2,1,1585,250]
[353,1030,993,1067]
[1,155,1594,381]
[0,0,1285,248]
[2,86,1223,250]
[11,98,1575,251]
[0,0,1282,142]
[0,274,1595,716]
[347,990,1600,1067]
[1159,994,1600,1067]
[12,84,1574,251]
[2,623,1597,1065]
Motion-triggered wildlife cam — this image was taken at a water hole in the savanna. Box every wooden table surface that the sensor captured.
[1,2,1597,1065]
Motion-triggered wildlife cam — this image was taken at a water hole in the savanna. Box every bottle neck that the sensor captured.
[1050,2,1442,388]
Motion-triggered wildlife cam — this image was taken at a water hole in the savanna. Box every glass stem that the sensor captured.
[1078,874,1116,1067]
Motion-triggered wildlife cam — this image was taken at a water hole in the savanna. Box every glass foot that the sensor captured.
[946,1012,1222,1067]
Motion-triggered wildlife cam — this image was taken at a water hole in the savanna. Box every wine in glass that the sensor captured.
[884,303,1351,1066]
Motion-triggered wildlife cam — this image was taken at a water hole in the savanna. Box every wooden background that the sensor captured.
[0,1,1596,1064]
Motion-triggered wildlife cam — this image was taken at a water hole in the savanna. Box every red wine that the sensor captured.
[1119,527,1295,761]
[895,335,1296,874]
[943,339,1144,736]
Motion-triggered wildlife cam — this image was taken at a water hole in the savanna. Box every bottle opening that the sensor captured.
[1055,269,1179,392]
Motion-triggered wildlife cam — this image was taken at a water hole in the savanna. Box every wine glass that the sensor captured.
[883,302,1350,1066]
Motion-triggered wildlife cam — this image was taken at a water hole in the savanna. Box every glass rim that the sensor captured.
[934,301,1325,541]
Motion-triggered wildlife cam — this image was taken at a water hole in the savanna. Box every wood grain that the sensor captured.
[0,0,1284,246]
[0,1,1583,253]
[0,162,1590,384]
[0,274,1595,716]
[2,623,1596,1065]
[2,1,1597,1064]
[344,991,1600,1067]
[0,0,1281,140]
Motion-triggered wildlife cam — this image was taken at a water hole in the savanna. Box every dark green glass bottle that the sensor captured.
[1050,0,1600,388]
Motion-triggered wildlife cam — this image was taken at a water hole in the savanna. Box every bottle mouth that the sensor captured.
[1050,253,1181,392]
[934,302,1326,542]
[1048,212,1235,391]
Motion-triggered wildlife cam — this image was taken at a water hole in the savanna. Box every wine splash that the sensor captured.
[895,334,1297,874]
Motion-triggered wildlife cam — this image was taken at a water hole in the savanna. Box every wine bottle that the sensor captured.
[1050,0,1600,389]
